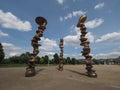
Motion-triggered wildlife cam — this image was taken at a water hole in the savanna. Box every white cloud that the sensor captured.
[2,37,59,58]
[56,0,65,5]
[0,30,9,36]
[86,32,94,43]
[64,13,72,20]
[60,16,63,21]
[72,10,85,17]
[64,34,80,47]
[64,26,95,48]
[94,2,104,9]
[37,37,59,59]
[64,26,80,48]
[0,10,32,31]
[64,53,84,59]
[39,37,59,51]
[85,18,104,29]
[39,51,55,59]
[60,10,86,21]
[94,51,120,59]
[96,32,120,43]
[2,42,21,58]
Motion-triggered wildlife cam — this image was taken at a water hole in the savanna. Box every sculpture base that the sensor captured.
[58,63,63,71]
[25,68,36,77]
[86,71,97,78]
[58,67,63,71]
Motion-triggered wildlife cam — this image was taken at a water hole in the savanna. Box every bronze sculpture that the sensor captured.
[58,38,64,71]
[25,16,47,77]
[77,15,97,77]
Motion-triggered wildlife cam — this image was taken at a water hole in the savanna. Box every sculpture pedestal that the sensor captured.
[25,68,36,77]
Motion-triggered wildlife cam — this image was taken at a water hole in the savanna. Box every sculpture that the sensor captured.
[58,38,64,71]
[77,15,97,77]
[25,16,47,77]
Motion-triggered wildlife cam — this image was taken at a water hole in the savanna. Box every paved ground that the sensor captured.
[0,65,120,90]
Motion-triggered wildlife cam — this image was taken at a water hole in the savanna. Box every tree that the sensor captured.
[0,42,5,63]
[9,56,20,64]
[71,58,76,65]
[66,57,71,64]
[53,53,59,64]
[39,57,44,64]
[79,60,85,64]
[92,58,100,64]
[49,59,54,64]
[63,58,67,64]
[2,58,11,64]
[44,55,49,64]
[36,56,40,64]
[20,52,31,64]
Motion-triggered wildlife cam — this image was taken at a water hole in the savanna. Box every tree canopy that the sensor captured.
[53,53,59,64]
[0,42,5,63]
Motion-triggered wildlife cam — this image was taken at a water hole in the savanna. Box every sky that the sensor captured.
[0,0,120,59]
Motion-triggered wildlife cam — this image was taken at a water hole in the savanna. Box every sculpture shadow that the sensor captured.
[36,68,45,74]
[65,69,87,77]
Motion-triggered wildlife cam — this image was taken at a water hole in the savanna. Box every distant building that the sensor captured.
[104,56,120,65]
[104,59,114,65]
[113,56,120,65]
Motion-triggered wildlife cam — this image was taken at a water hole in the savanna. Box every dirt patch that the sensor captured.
[0,65,120,90]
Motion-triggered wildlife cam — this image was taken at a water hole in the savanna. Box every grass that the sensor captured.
[0,64,27,68]
[0,64,57,68]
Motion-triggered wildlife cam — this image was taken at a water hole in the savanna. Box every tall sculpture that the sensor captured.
[58,38,64,71]
[25,16,47,77]
[77,15,97,77]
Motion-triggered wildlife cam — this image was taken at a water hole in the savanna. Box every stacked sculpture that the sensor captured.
[58,38,64,71]
[25,16,47,77]
[77,15,97,77]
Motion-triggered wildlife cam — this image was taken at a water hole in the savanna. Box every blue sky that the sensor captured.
[0,0,120,59]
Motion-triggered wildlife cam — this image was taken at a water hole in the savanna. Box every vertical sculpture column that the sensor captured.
[25,16,47,77]
[77,15,97,77]
[58,38,64,71]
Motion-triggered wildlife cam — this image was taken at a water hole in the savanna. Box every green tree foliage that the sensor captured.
[79,60,85,64]
[8,52,30,64]
[20,52,30,64]
[49,59,54,64]
[53,53,59,64]
[39,57,44,64]
[35,56,40,64]
[1,50,104,65]
[92,58,100,64]
[9,56,20,64]
[2,58,11,64]
[63,58,67,64]
[71,58,76,65]
[0,42,5,63]
[44,55,49,64]
[66,57,71,64]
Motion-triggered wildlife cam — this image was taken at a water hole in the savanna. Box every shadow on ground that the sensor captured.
[36,68,45,74]
[65,69,87,76]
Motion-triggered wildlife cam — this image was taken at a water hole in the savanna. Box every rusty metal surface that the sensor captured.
[58,38,64,71]
[25,16,47,77]
[77,15,97,77]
